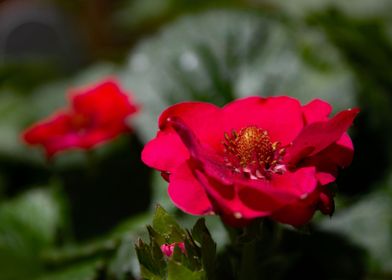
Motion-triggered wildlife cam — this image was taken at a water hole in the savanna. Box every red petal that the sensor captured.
[194,170,272,223]
[286,108,359,165]
[318,191,335,216]
[168,161,213,215]
[142,102,222,171]
[70,79,138,126]
[22,111,76,156]
[222,96,304,145]
[271,191,320,227]
[166,116,232,185]
[303,133,354,185]
[322,133,354,168]
[302,99,332,124]
[270,167,318,196]
[141,129,189,172]
[236,180,296,214]
[78,129,122,148]
[158,102,222,150]
[202,167,318,227]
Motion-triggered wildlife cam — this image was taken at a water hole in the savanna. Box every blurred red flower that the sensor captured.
[23,79,138,157]
[142,96,359,227]
[160,242,186,257]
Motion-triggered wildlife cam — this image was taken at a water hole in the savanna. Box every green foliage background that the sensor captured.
[0,0,391,279]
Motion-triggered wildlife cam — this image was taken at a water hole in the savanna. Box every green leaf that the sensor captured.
[0,187,66,279]
[191,219,217,279]
[147,225,166,246]
[167,260,205,280]
[0,91,42,163]
[0,189,62,245]
[134,206,188,279]
[152,205,186,243]
[135,238,167,279]
[181,236,202,271]
[135,208,221,279]
[274,0,392,19]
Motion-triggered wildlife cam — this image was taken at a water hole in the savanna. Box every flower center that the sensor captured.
[71,114,92,133]
[226,126,273,167]
[223,126,286,179]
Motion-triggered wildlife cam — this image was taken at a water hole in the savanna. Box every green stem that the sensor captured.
[239,239,258,280]
[224,219,283,280]
[85,150,98,177]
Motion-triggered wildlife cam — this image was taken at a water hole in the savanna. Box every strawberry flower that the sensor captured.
[142,96,358,227]
[23,79,138,158]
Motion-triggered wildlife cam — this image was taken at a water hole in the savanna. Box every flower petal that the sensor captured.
[286,108,359,165]
[194,170,272,225]
[236,180,296,214]
[158,102,222,150]
[141,129,189,172]
[270,167,318,197]
[302,133,354,185]
[142,102,223,171]
[70,79,138,126]
[302,99,332,124]
[22,111,76,156]
[166,116,233,185]
[168,161,213,215]
[318,190,335,216]
[222,96,304,145]
[205,167,317,227]
[271,190,320,227]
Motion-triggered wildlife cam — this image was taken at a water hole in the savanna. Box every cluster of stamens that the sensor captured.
[222,126,286,180]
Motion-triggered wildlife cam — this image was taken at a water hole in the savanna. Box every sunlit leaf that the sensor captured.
[121,10,356,142]
[273,0,392,19]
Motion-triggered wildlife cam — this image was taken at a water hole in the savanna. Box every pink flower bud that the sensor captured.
[160,242,186,257]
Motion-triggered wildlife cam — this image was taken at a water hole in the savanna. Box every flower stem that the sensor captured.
[223,218,283,279]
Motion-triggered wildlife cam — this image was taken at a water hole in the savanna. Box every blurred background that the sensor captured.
[0,0,392,279]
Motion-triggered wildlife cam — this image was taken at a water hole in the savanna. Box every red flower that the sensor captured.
[160,242,186,257]
[23,79,138,157]
[142,96,359,227]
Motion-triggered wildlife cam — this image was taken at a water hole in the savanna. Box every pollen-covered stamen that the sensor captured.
[223,126,286,179]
